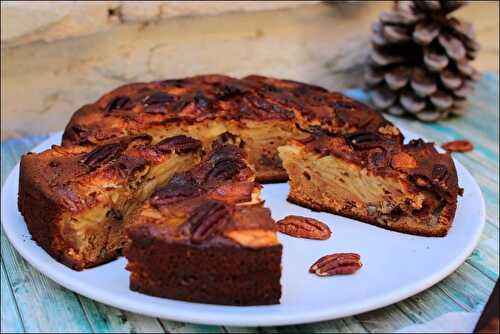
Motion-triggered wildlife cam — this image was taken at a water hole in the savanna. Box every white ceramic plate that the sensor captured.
[1,129,485,327]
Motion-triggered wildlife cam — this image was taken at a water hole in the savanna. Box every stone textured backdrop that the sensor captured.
[1,1,498,139]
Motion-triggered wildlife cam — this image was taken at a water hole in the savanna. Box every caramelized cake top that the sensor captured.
[127,144,279,248]
[62,74,398,146]
[20,135,202,213]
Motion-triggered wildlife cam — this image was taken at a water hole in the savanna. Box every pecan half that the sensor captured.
[203,146,247,185]
[151,173,200,207]
[159,78,186,87]
[209,181,255,204]
[172,96,193,113]
[142,91,175,106]
[344,132,383,150]
[432,164,449,182]
[442,139,474,153]
[66,126,89,142]
[276,215,331,240]
[206,158,245,183]
[115,156,147,176]
[185,200,230,243]
[80,142,125,169]
[309,253,362,276]
[215,84,246,99]
[155,135,202,153]
[105,96,130,112]
[193,93,212,109]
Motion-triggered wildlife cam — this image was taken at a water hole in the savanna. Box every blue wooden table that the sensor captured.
[1,74,498,333]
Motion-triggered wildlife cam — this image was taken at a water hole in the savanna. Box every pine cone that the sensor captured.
[366,0,480,122]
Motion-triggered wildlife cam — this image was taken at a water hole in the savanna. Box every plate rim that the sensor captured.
[1,129,486,326]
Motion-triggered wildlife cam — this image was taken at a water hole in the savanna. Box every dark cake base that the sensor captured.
[125,239,282,306]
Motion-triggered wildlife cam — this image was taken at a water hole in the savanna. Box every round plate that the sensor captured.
[1,129,485,327]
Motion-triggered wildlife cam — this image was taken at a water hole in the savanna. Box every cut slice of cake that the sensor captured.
[278,133,462,237]
[18,135,202,270]
[125,144,282,305]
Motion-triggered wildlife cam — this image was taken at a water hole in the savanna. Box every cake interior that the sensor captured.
[133,120,307,182]
[278,144,453,236]
[61,153,199,267]
[18,136,202,270]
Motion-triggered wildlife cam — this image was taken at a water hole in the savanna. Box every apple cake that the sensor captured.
[18,134,203,270]
[18,74,462,305]
[279,133,462,236]
[125,143,281,305]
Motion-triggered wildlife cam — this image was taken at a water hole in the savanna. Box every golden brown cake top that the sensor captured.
[20,134,202,213]
[62,74,398,146]
[128,144,278,248]
[297,133,462,203]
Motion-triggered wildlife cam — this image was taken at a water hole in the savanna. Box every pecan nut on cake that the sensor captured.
[124,144,282,305]
[62,74,396,182]
[18,134,202,270]
[278,133,462,236]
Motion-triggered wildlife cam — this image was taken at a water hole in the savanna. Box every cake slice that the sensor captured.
[18,135,202,270]
[278,132,462,236]
[125,144,282,305]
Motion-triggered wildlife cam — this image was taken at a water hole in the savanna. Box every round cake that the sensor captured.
[18,74,461,305]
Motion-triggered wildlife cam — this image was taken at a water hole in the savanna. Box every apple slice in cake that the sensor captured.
[279,133,462,236]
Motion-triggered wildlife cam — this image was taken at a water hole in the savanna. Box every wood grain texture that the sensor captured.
[1,259,24,333]
[1,74,498,333]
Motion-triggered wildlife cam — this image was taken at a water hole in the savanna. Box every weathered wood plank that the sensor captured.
[78,296,165,333]
[1,234,93,333]
[223,326,260,333]
[1,259,25,333]
[122,311,166,333]
[466,223,499,282]
[295,316,368,333]
[396,285,464,324]
[354,304,415,333]
[336,317,369,333]
[258,325,303,333]
[1,139,21,184]
[158,319,223,333]
[437,262,496,312]
[1,140,93,333]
